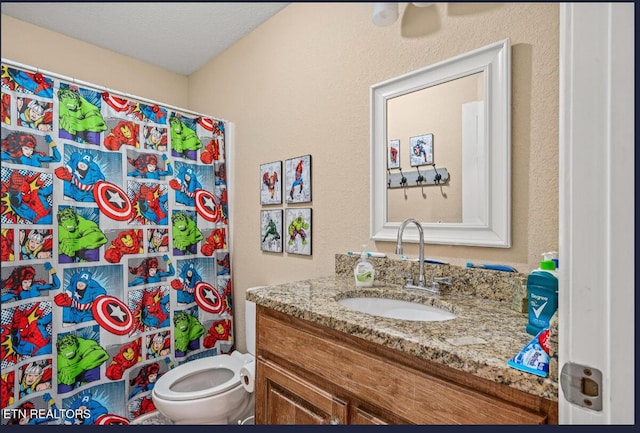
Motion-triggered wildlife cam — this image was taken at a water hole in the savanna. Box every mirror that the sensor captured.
[370,39,511,247]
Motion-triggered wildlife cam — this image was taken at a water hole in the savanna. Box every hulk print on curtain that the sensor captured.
[1,63,232,425]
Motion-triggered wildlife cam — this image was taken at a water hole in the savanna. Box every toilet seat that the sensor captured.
[153,355,243,401]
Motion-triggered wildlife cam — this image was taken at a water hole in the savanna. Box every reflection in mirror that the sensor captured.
[371,39,511,247]
[387,71,485,224]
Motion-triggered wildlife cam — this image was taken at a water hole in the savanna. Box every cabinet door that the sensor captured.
[256,358,348,425]
[350,406,390,425]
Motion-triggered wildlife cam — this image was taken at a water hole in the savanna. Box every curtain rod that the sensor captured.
[1,57,229,124]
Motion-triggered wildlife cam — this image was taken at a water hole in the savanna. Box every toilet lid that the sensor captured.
[153,355,242,401]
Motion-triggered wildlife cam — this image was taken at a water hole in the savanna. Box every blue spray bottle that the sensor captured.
[526,252,559,336]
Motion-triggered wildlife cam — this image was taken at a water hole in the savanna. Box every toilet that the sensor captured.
[151,300,256,424]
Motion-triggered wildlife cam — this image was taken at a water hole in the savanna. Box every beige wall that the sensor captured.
[2,3,560,352]
[189,3,559,342]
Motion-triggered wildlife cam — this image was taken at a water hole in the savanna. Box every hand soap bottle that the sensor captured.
[526,252,559,335]
[354,245,375,287]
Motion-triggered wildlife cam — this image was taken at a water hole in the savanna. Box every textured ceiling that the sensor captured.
[1,2,290,75]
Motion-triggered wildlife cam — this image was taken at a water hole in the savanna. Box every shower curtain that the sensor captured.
[0,62,234,425]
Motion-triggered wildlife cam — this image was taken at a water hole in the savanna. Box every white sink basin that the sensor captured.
[338,297,456,322]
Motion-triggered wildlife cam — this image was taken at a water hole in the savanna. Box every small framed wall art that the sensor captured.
[388,139,400,169]
[285,154,311,203]
[260,161,282,205]
[409,133,434,166]
[260,209,283,253]
[285,207,312,256]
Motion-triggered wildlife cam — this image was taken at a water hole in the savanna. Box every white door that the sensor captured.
[461,101,485,224]
[559,2,634,424]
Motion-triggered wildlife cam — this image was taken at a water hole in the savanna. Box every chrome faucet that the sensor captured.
[396,218,449,295]
[396,218,426,289]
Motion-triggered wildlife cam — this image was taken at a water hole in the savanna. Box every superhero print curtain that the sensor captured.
[0,62,233,425]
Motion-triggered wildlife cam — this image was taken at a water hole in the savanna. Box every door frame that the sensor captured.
[558,2,634,424]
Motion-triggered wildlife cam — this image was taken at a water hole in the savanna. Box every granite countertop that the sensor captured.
[246,275,558,402]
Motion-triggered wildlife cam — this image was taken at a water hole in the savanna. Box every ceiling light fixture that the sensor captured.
[372,3,435,27]
[372,3,399,27]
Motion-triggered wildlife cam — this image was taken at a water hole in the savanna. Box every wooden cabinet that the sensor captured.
[257,356,399,425]
[255,305,558,425]
[258,358,347,425]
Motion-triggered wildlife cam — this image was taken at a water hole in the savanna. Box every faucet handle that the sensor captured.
[432,276,452,286]
[396,271,414,285]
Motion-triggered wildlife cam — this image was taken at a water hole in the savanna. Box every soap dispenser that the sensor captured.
[525,252,559,335]
[354,244,375,287]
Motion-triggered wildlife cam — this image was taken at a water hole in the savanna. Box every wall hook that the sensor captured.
[433,164,442,184]
[415,166,425,184]
[386,166,449,189]
[398,168,407,187]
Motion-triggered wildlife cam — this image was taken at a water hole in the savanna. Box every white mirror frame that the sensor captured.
[370,39,511,247]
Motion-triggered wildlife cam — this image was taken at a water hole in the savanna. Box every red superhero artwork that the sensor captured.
[389,139,400,169]
[1,92,10,124]
[128,182,168,225]
[262,169,278,200]
[1,228,14,262]
[1,301,53,367]
[285,155,311,204]
[215,277,233,317]
[203,319,232,349]
[214,162,226,187]
[128,362,162,399]
[200,138,221,164]
[1,370,15,408]
[138,102,166,125]
[220,187,229,224]
[103,120,140,151]
[130,395,156,419]
[1,65,54,98]
[200,228,226,256]
[198,118,225,164]
[101,92,140,119]
[105,339,142,381]
[0,63,235,424]
[216,253,231,276]
[211,120,224,137]
[1,168,53,225]
[129,286,170,333]
[104,229,143,264]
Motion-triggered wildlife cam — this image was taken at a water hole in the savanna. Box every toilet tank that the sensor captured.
[244,299,256,356]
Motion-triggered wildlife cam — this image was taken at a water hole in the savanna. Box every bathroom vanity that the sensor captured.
[248,275,558,424]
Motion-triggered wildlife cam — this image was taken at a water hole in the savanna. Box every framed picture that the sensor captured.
[409,133,434,166]
[260,209,283,253]
[285,154,311,203]
[260,161,282,205]
[388,139,400,169]
[285,207,312,256]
